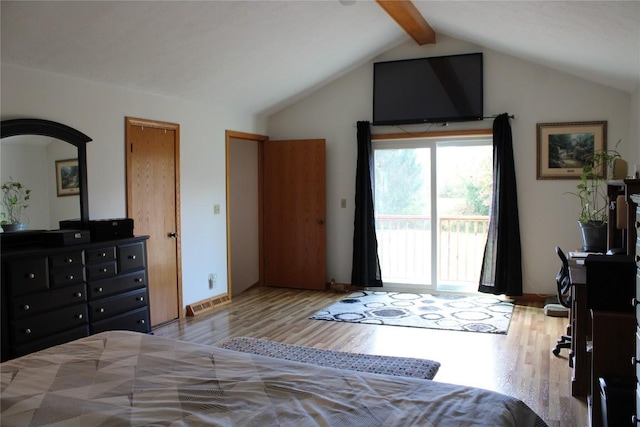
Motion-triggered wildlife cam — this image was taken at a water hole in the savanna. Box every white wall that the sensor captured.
[1,63,267,307]
[267,35,634,296]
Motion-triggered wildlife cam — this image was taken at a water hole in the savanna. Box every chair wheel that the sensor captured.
[552,347,561,357]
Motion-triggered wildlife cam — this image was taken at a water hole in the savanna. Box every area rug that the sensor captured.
[310,290,514,334]
[218,336,440,380]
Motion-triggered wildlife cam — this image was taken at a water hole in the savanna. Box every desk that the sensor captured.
[568,262,589,397]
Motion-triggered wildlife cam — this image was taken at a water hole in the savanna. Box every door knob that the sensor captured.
[317,219,324,225]
[168,232,178,238]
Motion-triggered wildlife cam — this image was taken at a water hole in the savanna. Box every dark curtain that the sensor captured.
[351,121,383,288]
[479,114,523,296]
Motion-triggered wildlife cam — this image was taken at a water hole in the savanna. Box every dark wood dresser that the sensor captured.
[632,194,640,425]
[1,235,150,362]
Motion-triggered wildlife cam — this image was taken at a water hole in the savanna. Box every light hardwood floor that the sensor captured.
[153,286,588,427]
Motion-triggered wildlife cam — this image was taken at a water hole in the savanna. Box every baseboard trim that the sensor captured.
[509,293,551,304]
[186,293,231,317]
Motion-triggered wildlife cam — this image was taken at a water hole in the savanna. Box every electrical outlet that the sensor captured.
[214,204,221,215]
[208,273,214,289]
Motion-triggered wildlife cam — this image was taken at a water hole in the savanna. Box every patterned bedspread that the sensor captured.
[1,331,547,426]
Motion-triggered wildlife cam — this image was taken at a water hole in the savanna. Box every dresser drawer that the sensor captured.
[11,304,88,344]
[118,242,145,273]
[85,246,116,264]
[88,270,146,300]
[86,261,117,281]
[91,306,150,334]
[49,251,84,269]
[637,271,640,323]
[10,283,86,319]
[89,288,147,321]
[637,326,640,380]
[6,257,48,296]
[12,326,89,359]
[50,265,85,288]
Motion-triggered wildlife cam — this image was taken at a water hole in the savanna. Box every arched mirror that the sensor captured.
[0,119,91,230]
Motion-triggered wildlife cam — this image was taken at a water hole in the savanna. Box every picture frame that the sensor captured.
[536,121,607,179]
[55,158,80,197]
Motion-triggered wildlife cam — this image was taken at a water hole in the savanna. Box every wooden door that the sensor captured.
[125,117,182,326]
[264,139,326,290]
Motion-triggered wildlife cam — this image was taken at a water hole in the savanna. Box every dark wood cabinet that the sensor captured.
[632,194,640,424]
[607,179,640,254]
[1,235,150,361]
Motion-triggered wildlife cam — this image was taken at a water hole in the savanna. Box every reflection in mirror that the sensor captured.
[1,135,79,230]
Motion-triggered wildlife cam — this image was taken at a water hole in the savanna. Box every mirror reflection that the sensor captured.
[1,135,79,230]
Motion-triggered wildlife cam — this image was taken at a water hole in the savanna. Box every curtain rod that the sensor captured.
[483,114,516,120]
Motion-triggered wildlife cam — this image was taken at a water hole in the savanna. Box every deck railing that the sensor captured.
[375,215,489,286]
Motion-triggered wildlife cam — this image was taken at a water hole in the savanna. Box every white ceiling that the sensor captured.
[1,1,639,117]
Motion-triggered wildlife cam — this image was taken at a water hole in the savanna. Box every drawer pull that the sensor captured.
[76,314,83,319]
[74,292,83,298]
[135,277,143,283]
[66,258,73,264]
[138,319,145,324]
[98,308,105,313]
[136,296,144,302]
[129,255,136,260]
[636,255,640,263]
[100,252,107,257]
[96,287,103,293]
[26,273,36,280]
[633,415,639,424]
[22,304,30,311]
[24,328,31,335]
[67,275,74,280]
[632,298,639,307]
[100,268,108,273]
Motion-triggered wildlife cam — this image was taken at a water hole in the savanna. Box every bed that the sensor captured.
[1,331,547,426]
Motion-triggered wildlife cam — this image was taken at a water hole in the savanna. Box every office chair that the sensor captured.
[552,246,572,357]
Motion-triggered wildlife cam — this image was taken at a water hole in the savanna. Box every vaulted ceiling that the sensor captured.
[1,1,638,117]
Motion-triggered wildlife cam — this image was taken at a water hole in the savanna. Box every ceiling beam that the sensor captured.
[376,0,435,45]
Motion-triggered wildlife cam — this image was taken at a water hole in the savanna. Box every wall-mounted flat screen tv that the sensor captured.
[373,53,483,125]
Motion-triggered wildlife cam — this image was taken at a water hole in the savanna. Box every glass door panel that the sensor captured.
[374,146,434,290]
[436,143,492,292]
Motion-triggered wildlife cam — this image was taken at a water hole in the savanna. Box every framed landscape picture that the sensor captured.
[55,158,80,196]
[536,121,607,179]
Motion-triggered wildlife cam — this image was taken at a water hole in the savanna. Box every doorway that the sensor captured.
[373,134,492,293]
[125,117,182,326]
[226,131,267,297]
[226,134,327,294]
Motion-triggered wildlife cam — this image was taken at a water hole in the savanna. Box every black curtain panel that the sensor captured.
[479,114,523,296]
[351,121,383,288]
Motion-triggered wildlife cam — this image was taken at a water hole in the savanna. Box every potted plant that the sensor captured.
[566,140,621,252]
[1,178,31,232]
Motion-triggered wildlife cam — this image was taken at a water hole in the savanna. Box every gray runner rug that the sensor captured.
[218,336,440,380]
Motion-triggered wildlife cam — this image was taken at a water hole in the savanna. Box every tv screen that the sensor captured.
[373,53,483,125]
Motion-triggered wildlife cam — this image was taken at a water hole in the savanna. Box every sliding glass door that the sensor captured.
[373,136,492,293]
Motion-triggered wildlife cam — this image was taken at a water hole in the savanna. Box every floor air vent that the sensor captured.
[186,294,231,317]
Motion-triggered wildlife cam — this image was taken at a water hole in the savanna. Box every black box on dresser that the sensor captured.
[42,229,91,246]
[60,218,134,242]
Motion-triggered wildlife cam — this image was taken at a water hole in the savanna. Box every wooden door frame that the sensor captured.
[125,116,184,319]
[225,130,268,296]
